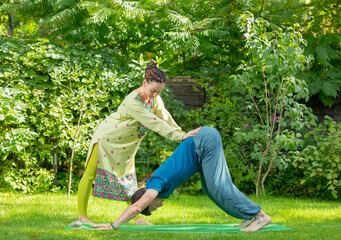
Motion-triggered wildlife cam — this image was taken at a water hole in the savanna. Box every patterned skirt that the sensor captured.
[92,168,138,201]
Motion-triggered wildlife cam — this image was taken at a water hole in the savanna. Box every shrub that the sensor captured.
[288,116,341,199]
[0,37,136,193]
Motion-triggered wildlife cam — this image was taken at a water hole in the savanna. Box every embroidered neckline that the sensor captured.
[135,94,154,109]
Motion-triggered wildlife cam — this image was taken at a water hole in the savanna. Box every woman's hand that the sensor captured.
[182,127,201,141]
[91,224,113,230]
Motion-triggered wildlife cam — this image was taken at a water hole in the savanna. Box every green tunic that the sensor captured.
[85,91,184,201]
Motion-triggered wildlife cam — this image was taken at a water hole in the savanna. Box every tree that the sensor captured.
[256,0,341,107]
[233,12,316,196]
[165,10,229,72]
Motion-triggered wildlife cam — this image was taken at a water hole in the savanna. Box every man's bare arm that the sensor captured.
[92,189,159,230]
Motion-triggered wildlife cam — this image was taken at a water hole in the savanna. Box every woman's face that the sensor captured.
[144,80,165,99]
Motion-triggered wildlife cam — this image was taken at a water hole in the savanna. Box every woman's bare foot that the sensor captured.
[234,217,254,227]
[240,210,271,232]
[134,217,153,225]
[78,216,95,224]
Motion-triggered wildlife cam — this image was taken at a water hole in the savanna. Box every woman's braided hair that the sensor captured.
[145,61,166,83]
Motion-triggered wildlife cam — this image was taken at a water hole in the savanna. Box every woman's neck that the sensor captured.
[135,87,149,102]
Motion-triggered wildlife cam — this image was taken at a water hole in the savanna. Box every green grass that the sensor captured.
[0,192,340,240]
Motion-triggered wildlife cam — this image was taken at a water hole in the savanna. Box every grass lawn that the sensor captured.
[0,192,340,240]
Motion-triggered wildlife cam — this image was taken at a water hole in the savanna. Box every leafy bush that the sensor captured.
[287,116,341,199]
[232,12,317,196]
[0,37,138,193]
[4,167,56,194]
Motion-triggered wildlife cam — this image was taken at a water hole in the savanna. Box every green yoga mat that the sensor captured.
[64,223,292,233]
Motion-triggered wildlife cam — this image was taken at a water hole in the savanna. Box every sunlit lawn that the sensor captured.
[0,192,340,240]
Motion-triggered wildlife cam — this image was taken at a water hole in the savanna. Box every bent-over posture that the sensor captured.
[78,62,199,225]
[93,126,271,232]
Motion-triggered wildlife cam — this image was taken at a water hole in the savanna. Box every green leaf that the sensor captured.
[331,190,338,199]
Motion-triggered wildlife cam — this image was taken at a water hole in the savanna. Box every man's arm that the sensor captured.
[92,189,159,230]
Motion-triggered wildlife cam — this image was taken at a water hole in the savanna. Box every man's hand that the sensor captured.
[91,224,113,230]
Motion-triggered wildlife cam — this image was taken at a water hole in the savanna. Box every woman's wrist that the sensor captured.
[111,223,117,230]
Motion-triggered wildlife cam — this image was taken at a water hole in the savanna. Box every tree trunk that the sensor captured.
[256,162,263,197]
[122,34,130,52]
[67,102,85,198]
[182,51,186,70]
[261,148,276,196]
[256,141,270,196]
[8,12,13,36]
[258,0,265,17]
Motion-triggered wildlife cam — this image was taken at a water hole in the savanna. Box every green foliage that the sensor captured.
[232,12,316,196]
[0,0,340,200]
[0,37,138,193]
[4,167,56,194]
[299,32,341,107]
[288,116,341,199]
[165,10,229,71]
[0,0,246,76]
[257,0,341,107]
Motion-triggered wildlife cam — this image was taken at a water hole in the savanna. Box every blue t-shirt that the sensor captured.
[146,137,199,199]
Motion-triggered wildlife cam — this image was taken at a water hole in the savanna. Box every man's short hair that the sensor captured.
[130,187,152,216]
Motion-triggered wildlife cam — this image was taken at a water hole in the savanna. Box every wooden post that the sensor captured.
[49,137,61,186]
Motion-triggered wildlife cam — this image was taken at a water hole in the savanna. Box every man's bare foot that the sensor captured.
[240,210,271,232]
[78,216,95,224]
[134,217,153,225]
[234,217,254,227]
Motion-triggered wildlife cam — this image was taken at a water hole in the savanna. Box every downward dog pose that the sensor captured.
[93,126,271,232]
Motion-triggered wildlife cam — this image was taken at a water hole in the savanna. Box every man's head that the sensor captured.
[131,188,164,216]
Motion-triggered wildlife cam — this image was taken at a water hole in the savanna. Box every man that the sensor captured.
[93,126,271,232]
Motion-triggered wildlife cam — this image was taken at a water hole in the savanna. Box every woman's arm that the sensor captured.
[151,96,200,141]
[125,98,183,142]
[153,96,183,132]
[92,189,159,230]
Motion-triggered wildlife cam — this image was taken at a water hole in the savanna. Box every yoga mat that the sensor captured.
[64,223,292,233]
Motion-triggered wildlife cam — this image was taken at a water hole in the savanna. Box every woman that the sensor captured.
[92,127,272,232]
[78,62,200,224]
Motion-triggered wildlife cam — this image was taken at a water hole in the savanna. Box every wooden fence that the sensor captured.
[167,76,340,123]
[306,95,341,123]
[167,76,206,111]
